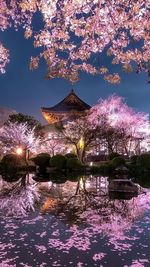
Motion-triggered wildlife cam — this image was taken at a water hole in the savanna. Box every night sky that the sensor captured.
[0,25,149,124]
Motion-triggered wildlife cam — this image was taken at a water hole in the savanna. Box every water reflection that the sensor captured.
[0,174,150,266]
[40,176,149,231]
[39,176,109,215]
[0,174,40,217]
[38,176,150,259]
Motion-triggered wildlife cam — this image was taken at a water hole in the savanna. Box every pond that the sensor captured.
[0,174,150,267]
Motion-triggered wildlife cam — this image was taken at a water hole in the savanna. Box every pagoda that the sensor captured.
[41,90,91,124]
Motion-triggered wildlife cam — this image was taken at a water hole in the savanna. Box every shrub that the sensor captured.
[90,162,113,174]
[90,165,100,174]
[108,153,120,160]
[111,156,125,168]
[128,164,141,175]
[31,153,50,167]
[66,158,83,170]
[130,155,138,164]
[99,162,113,172]
[50,154,67,169]
[137,153,150,171]
[65,153,77,159]
[1,154,26,175]
[50,173,67,183]
[66,172,79,181]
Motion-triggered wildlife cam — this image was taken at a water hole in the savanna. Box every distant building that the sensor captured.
[41,89,91,124]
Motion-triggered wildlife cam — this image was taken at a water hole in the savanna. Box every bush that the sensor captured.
[99,162,113,173]
[65,153,77,159]
[111,156,125,168]
[50,154,67,169]
[66,158,83,170]
[108,153,120,160]
[90,162,113,174]
[137,153,150,171]
[128,163,141,175]
[31,153,50,167]
[1,154,26,175]
[90,165,100,174]
[130,155,138,164]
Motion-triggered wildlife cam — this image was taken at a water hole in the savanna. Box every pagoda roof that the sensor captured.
[41,90,91,113]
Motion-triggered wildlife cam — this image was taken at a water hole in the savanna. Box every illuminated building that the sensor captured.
[41,89,91,124]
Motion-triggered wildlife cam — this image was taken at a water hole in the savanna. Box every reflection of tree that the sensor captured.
[56,176,109,212]
[1,174,150,252]
[41,176,150,249]
[0,175,40,217]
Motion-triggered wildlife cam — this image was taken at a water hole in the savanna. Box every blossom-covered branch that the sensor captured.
[0,0,149,83]
[0,43,9,74]
[89,95,150,155]
[0,122,40,155]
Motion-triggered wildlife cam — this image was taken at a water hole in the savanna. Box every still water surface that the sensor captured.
[0,175,150,267]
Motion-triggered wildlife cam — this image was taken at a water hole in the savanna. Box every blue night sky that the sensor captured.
[0,26,149,124]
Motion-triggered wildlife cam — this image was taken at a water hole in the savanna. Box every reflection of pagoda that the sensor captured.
[41,90,91,124]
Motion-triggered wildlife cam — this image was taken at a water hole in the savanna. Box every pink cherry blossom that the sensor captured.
[0,0,149,83]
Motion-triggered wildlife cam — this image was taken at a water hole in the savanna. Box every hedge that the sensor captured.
[50,154,67,169]
[66,158,83,170]
[108,153,120,160]
[137,153,150,170]
[1,154,27,181]
[31,153,50,167]
[111,156,125,168]
[65,153,77,159]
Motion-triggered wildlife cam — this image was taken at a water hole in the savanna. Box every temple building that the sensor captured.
[41,89,91,124]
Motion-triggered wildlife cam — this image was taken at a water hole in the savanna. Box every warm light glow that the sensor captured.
[79,177,84,190]
[16,147,23,156]
[78,137,84,150]
[41,197,58,213]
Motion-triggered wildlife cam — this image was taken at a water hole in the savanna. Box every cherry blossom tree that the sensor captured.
[5,113,42,135]
[0,121,40,157]
[0,1,149,83]
[58,117,97,162]
[38,132,66,156]
[89,95,150,155]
